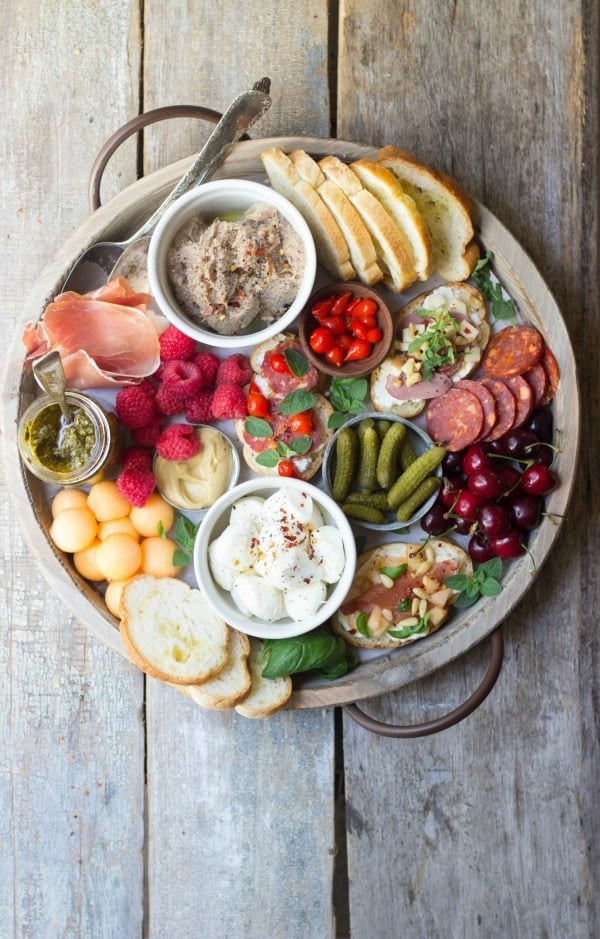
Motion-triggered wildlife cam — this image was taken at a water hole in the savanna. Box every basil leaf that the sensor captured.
[445,574,469,591]
[244,417,273,438]
[172,547,191,568]
[480,577,503,597]
[479,557,503,580]
[328,411,347,430]
[260,629,346,678]
[387,617,428,640]
[348,399,364,414]
[355,612,371,637]
[330,377,368,414]
[284,348,309,377]
[318,651,356,680]
[278,389,316,415]
[397,598,411,612]
[256,449,280,468]
[453,590,479,609]
[380,563,408,580]
[289,435,312,455]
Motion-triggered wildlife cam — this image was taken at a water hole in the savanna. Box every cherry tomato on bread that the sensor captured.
[289,411,313,435]
[247,392,269,418]
[269,352,292,375]
[278,459,297,478]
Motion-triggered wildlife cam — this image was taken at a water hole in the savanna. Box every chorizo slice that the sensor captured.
[480,326,544,378]
[480,379,517,441]
[456,380,497,440]
[426,388,484,452]
[502,376,533,427]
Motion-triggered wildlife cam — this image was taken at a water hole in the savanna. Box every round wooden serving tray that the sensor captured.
[2,135,579,710]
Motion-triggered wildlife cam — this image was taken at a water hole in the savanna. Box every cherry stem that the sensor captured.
[523,542,538,575]
[489,452,534,469]
[542,511,568,526]
[525,441,561,455]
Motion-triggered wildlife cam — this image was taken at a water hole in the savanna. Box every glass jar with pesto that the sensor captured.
[18,392,122,485]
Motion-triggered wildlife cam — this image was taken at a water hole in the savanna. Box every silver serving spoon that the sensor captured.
[32,351,74,426]
[61,78,271,293]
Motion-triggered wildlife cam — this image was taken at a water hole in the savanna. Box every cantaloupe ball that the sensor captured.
[96,533,142,581]
[140,537,182,577]
[104,579,133,618]
[49,508,98,553]
[73,539,105,582]
[98,516,139,541]
[87,480,131,522]
[129,493,174,538]
[51,488,89,519]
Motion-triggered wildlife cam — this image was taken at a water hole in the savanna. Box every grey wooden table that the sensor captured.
[1,2,597,937]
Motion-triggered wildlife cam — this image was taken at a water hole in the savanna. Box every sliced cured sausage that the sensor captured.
[540,347,560,403]
[503,376,533,427]
[426,388,484,452]
[523,363,547,405]
[455,380,497,439]
[480,326,544,378]
[480,379,517,441]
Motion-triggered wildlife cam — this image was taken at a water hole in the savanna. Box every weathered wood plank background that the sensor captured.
[1,1,597,937]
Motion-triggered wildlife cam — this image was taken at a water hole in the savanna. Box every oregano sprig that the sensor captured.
[445,557,504,608]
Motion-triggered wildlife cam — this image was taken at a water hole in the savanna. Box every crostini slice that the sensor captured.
[186,629,252,710]
[235,639,292,718]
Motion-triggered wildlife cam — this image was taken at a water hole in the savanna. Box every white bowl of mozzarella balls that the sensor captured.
[194,477,357,639]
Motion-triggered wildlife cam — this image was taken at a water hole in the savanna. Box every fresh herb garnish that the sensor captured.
[355,612,371,637]
[172,515,201,568]
[244,416,273,438]
[393,526,411,536]
[284,348,309,378]
[259,627,355,680]
[327,377,369,429]
[278,389,316,415]
[156,520,166,539]
[388,611,431,640]
[255,436,313,468]
[379,563,408,580]
[255,449,280,468]
[397,598,411,612]
[408,308,457,380]
[471,251,517,324]
[445,557,503,608]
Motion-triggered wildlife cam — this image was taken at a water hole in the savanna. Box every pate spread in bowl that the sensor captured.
[148,180,316,349]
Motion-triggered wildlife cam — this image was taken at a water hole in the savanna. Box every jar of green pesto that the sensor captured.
[18,392,122,485]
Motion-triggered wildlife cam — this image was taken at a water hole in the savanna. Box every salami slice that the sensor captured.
[540,347,560,403]
[480,326,544,378]
[502,376,533,427]
[456,380,497,439]
[426,388,484,452]
[480,379,517,441]
[523,363,547,405]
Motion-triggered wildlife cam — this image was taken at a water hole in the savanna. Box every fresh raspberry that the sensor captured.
[161,360,203,402]
[115,385,156,429]
[193,352,220,388]
[155,383,185,415]
[137,378,157,398]
[117,466,156,507]
[131,415,163,447]
[156,423,201,461]
[122,445,153,472]
[153,363,168,383]
[159,325,197,361]
[216,354,252,387]
[211,383,247,420]
[185,390,216,424]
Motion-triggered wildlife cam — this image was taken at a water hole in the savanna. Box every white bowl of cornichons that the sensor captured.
[148,179,317,349]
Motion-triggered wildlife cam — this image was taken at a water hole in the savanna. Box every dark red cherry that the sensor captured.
[442,451,464,475]
[491,529,526,558]
[486,437,509,456]
[531,444,554,467]
[496,464,522,493]
[478,503,512,538]
[468,533,497,563]
[439,475,464,508]
[454,515,476,535]
[521,464,556,497]
[507,494,541,530]
[454,490,485,520]
[505,429,538,460]
[524,407,553,442]
[462,445,494,476]
[420,504,449,535]
[467,470,506,500]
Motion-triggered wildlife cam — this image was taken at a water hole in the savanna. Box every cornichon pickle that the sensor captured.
[357,418,376,439]
[346,491,389,511]
[395,476,441,522]
[342,503,386,524]
[332,428,358,502]
[399,435,418,472]
[376,420,391,440]
[357,427,379,492]
[376,421,407,489]
[387,446,446,509]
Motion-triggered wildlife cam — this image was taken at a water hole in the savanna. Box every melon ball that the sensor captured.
[98,516,139,541]
[87,480,131,522]
[49,508,98,553]
[129,493,174,538]
[104,579,132,618]
[96,533,142,581]
[51,488,88,519]
[73,539,105,582]
[140,537,182,578]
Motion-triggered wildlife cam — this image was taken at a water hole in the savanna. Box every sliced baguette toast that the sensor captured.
[289,150,383,285]
[261,148,355,280]
[186,629,251,710]
[234,639,292,718]
[319,155,417,291]
[120,575,229,684]
[249,332,327,395]
[376,146,479,281]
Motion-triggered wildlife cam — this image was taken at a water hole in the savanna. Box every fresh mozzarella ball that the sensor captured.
[284,580,327,621]
[261,547,322,590]
[309,504,324,529]
[263,487,314,526]
[309,526,346,584]
[231,573,285,621]
[209,521,257,591]
[230,496,265,529]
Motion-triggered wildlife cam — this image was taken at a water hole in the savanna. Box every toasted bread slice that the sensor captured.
[235,639,292,718]
[234,394,333,481]
[261,148,355,280]
[248,331,326,394]
[370,355,427,418]
[186,630,251,710]
[350,159,433,280]
[332,541,472,649]
[376,146,479,281]
[120,575,229,684]
[289,150,383,286]
[319,155,417,291]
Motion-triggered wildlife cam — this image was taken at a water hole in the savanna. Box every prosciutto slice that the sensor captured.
[22,277,160,388]
[341,559,459,616]
[386,372,452,401]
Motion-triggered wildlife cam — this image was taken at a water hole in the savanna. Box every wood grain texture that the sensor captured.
[338,1,598,937]
[0,2,145,936]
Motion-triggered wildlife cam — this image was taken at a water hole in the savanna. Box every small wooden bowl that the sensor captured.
[298,282,394,378]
